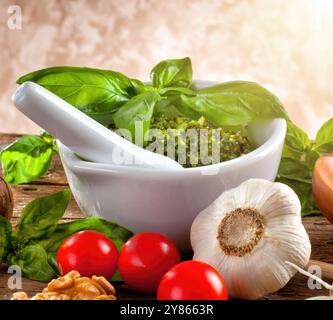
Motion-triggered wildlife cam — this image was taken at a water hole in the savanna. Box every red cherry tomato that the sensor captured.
[157,260,228,300]
[57,230,118,279]
[118,232,181,293]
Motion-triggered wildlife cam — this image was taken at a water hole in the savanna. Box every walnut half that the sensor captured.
[11,271,116,300]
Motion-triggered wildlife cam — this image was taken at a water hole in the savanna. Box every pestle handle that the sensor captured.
[13,82,183,169]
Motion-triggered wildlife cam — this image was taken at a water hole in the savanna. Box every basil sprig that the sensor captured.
[17,66,138,118]
[7,244,58,281]
[277,119,333,215]
[0,134,55,185]
[15,189,71,239]
[150,57,193,89]
[113,90,161,142]
[179,81,289,127]
[2,57,331,216]
[0,190,133,281]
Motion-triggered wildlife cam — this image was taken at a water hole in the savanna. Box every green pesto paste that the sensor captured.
[147,115,254,168]
[111,115,254,168]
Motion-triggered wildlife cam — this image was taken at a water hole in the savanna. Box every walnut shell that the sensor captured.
[0,176,13,219]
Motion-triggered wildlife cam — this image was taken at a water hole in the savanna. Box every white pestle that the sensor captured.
[13,82,183,170]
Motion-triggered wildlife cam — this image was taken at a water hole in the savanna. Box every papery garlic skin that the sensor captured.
[191,179,311,300]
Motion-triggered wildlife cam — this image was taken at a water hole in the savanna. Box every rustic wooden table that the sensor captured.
[0,133,332,300]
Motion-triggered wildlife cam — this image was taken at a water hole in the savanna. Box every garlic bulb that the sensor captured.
[190,178,311,299]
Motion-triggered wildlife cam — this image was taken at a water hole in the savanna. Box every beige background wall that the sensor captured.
[1,0,333,138]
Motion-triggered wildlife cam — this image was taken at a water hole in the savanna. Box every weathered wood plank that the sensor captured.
[302,218,333,262]
[0,133,21,150]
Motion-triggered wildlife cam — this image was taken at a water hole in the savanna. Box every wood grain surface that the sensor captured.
[0,134,332,300]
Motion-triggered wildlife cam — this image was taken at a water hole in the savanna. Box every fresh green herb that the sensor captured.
[113,90,161,142]
[47,251,58,273]
[277,119,333,215]
[7,244,58,281]
[180,81,289,128]
[41,131,59,153]
[0,190,133,281]
[130,78,150,94]
[150,57,192,89]
[17,66,137,118]
[312,118,333,153]
[15,189,71,239]
[159,86,196,96]
[0,135,54,185]
[0,215,12,263]
[279,121,313,161]
[155,95,201,120]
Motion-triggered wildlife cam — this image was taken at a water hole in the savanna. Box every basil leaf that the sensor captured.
[111,270,123,282]
[17,66,136,117]
[313,118,333,153]
[130,79,150,94]
[155,95,201,121]
[180,81,288,127]
[150,57,193,89]
[159,86,196,96]
[40,131,54,145]
[16,189,71,240]
[47,252,59,274]
[113,90,161,141]
[278,157,313,184]
[0,135,54,185]
[41,131,58,153]
[277,121,321,215]
[0,216,12,263]
[282,121,312,161]
[7,244,57,281]
[277,177,319,216]
[37,217,133,254]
